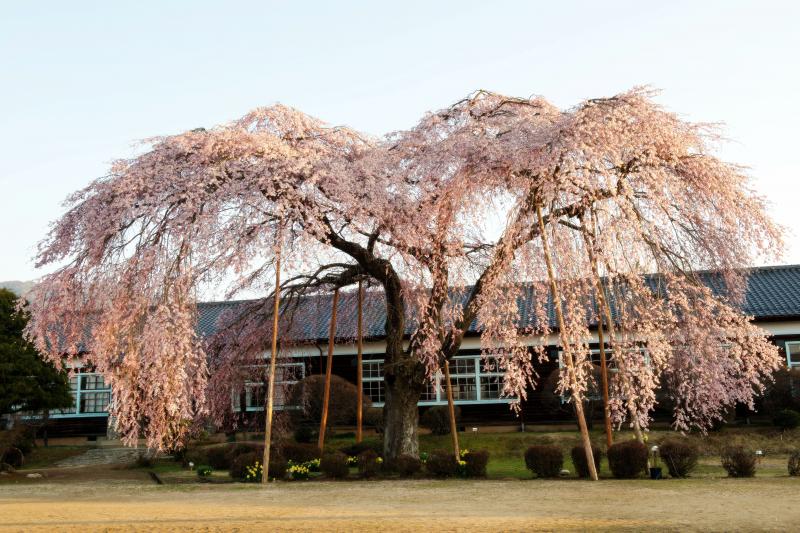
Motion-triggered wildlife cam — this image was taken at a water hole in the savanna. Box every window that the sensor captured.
[52,368,111,417]
[362,360,385,403]
[234,362,305,412]
[361,354,514,406]
[80,392,110,413]
[786,342,800,368]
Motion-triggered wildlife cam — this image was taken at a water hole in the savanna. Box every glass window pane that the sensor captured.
[789,344,800,365]
[420,379,438,402]
[80,392,110,413]
[363,380,384,403]
[480,376,503,400]
[450,375,477,401]
[81,374,106,390]
[451,358,475,375]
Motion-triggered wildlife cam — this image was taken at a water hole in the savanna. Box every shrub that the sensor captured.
[462,449,489,478]
[293,425,316,444]
[267,456,288,480]
[196,465,213,478]
[389,454,422,477]
[788,451,800,477]
[425,450,459,477]
[205,446,233,470]
[340,439,383,458]
[659,439,699,478]
[0,447,23,469]
[524,445,563,478]
[570,444,602,479]
[420,406,460,436]
[289,374,371,426]
[226,443,264,460]
[320,452,349,479]
[357,449,382,478]
[280,442,319,463]
[773,409,800,431]
[365,407,385,434]
[229,452,260,481]
[721,446,756,478]
[230,452,286,481]
[607,441,648,479]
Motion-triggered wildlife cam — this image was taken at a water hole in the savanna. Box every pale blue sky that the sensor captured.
[2,0,798,281]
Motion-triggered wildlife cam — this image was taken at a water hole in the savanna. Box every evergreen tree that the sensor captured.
[0,288,72,416]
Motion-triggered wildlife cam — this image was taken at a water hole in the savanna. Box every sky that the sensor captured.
[2,0,799,282]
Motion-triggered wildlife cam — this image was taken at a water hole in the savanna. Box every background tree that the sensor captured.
[25,89,782,460]
[0,288,72,441]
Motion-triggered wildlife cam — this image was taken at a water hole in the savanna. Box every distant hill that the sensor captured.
[0,280,36,297]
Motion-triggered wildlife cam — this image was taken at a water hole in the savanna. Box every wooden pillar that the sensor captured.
[262,250,281,484]
[580,222,613,449]
[443,359,460,461]
[536,204,598,481]
[596,310,613,449]
[318,288,340,452]
[356,281,364,444]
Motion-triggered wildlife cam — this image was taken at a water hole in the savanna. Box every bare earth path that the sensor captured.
[1,478,798,532]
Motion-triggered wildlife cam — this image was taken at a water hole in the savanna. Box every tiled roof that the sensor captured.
[197,264,800,342]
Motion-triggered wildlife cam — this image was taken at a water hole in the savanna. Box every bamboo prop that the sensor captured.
[595,310,614,449]
[579,220,613,449]
[318,288,340,451]
[262,248,282,485]
[443,359,461,461]
[584,210,645,445]
[356,280,364,444]
[536,204,599,481]
[597,277,646,445]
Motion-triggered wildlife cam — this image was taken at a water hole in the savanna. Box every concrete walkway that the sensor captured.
[54,447,143,467]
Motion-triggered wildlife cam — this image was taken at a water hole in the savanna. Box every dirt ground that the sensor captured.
[1,476,798,532]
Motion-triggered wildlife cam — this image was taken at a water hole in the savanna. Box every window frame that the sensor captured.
[785,341,800,369]
[51,368,111,418]
[362,353,516,407]
[233,361,306,412]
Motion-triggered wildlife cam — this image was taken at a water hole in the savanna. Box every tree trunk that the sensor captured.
[382,379,421,459]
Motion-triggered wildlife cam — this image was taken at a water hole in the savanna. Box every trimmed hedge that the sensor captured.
[721,446,756,478]
[659,439,699,478]
[570,444,602,479]
[340,439,382,458]
[788,451,800,477]
[607,441,648,479]
[463,450,489,478]
[389,454,422,477]
[281,442,320,463]
[229,452,260,480]
[357,449,382,478]
[321,452,349,479]
[524,445,563,478]
[426,450,459,477]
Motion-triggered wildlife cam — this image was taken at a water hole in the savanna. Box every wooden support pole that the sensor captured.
[318,288,340,452]
[596,310,613,449]
[579,220,613,449]
[356,280,364,444]
[443,359,460,461]
[536,204,598,481]
[262,250,281,484]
